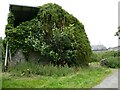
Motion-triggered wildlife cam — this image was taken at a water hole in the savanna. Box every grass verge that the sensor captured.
[2,66,112,88]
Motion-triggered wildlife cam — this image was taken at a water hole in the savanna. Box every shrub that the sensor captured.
[100,51,119,59]
[100,57,120,68]
[90,51,119,63]
[100,58,109,66]
[90,53,101,62]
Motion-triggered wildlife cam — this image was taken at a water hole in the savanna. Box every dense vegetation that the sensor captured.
[0,38,5,63]
[2,50,115,88]
[5,3,92,67]
[91,51,120,68]
[8,62,76,77]
[2,63,111,88]
[2,3,118,89]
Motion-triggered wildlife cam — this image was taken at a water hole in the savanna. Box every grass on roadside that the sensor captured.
[7,62,78,77]
[2,65,112,88]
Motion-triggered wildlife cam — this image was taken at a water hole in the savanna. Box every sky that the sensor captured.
[0,0,119,48]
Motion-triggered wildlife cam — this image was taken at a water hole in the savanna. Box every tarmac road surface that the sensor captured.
[93,69,119,89]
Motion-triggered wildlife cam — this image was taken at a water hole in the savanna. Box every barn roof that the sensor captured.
[9,4,39,27]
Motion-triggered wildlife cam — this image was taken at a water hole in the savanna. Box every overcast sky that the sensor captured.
[0,0,119,48]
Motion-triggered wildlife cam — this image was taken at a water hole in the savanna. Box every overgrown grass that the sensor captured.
[2,63,112,88]
[2,53,114,88]
[7,62,77,77]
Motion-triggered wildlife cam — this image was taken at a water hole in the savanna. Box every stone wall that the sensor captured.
[11,49,49,65]
[11,49,25,66]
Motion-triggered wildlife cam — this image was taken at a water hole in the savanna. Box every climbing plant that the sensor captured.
[5,3,92,66]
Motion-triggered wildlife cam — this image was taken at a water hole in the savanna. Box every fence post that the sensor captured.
[4,42,8,72]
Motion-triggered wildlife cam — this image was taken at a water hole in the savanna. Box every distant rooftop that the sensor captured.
[108,46,120,51]
[91,45,107,51]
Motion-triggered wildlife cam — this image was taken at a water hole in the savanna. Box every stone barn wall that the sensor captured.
[11,49,49,66]
[11,49,25,66]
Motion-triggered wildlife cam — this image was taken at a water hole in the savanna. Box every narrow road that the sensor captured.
[93,69,118,88]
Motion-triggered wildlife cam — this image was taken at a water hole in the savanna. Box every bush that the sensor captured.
[90,51,119,63]
[91,51,120,68]
[90,53,101,62]
[100,57,120,68]
[99,51,119,59]
[100,58,109,66]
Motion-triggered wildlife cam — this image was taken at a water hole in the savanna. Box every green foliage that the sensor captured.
[0,38,6,63]
[91,51,120,68]
[5,3,92,66]
[100,57,120,68]
[100,51,120,58]
[90,53,101,62]
[90,51,120,62]
[5,11,15,31]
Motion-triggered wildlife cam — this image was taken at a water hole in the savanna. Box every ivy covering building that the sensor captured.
[5,3,92,67]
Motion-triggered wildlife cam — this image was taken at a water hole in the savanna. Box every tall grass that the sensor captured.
[8,62,79,77]
[2,66,112,88]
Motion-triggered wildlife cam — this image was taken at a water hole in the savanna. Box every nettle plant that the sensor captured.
[5,3,92,67]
